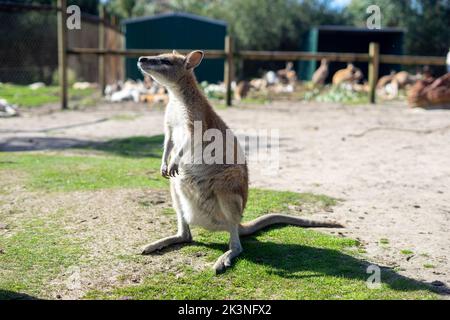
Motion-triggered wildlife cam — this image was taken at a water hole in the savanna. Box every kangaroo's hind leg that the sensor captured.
[213,194,244,274]
[213,226,242,274]
[142,181,192,254]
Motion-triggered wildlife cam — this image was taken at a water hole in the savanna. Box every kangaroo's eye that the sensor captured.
[160,59,173,66]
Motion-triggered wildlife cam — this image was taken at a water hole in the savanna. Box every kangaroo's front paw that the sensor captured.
[161,163,169,179]
[167,162,179,177]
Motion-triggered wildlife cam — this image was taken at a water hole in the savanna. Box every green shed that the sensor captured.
[299,26,405,82]
[122,12,227,83]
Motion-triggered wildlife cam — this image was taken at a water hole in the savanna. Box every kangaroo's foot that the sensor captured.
[213,246,243,274]
[142,234,192,255]
[213,227,242,274]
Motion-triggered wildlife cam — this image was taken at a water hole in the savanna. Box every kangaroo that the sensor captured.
[312,59,329,86]
[332,63,363,86]
[137,50,343,274]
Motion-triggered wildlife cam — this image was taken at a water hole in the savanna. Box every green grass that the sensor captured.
[0,145,439,300]
[244,189,336,220]
[0,83,95,107]
[0,152,166,191]
[400,249,414,255]
[86,227,435,300]
[0,216,83,299]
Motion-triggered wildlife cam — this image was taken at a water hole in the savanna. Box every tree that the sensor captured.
[106,0,137,18]
[346,0,450,57]
[103,0,345,50]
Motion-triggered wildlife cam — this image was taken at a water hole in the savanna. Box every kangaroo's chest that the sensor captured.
[165,101,189,148]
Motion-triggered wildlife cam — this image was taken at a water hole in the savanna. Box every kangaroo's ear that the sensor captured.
[173,50,180,55]
[185,50,204,69]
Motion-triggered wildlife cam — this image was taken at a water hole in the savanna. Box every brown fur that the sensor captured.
[312,59,329,86]
[137,51,342,274]
[332,63,363,86]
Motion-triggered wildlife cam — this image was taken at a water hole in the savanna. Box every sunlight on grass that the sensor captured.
[0,217,83,299]
[0,151,439,300]
[87,225,436,300]
[0,84,95,107]
[0,153,167,191]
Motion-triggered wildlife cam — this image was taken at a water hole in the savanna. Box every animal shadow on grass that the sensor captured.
[188,226,445,296]
[87,135,164,158]
[0,289,39,300]
[0,135,165,159]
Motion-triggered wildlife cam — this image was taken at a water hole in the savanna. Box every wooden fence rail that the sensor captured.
[57,2,447,109]
[67,48,227,58]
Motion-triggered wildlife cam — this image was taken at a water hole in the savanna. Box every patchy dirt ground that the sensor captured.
[0,184,210,299]
[1,100,450,293]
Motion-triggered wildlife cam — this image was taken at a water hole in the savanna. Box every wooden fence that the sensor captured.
[56,0,447,109]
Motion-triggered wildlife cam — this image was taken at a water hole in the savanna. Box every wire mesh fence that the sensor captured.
[0,3,58,85]
[0,1,124,109]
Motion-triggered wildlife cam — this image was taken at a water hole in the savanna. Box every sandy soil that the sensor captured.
[1,100,449,294]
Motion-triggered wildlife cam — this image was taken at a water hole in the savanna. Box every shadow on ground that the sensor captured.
[0,135,164,158]
[0,290,39,300]
[83,135,164,158]
[0,137,91,152]
[188,230,449,297]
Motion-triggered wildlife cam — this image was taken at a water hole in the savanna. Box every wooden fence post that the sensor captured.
[368,42,380,104]
[57,0,68,110]
[98,4,106,96]
[224,35,234,107]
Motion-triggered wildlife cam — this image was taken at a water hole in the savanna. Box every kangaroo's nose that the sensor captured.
[139,57,149,63]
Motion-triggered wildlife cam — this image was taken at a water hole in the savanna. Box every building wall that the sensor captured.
[68,18,124,84]
[124,15,226,83]
[299,28,404,82]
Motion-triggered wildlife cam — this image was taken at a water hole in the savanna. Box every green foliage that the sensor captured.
[346,0,450,58]
[220,0,299,50]
[303,86,369,105]
[106,0,448,60]
[106,0,345,50]
[107,0,138,18]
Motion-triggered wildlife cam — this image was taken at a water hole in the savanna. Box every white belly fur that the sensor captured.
[173,177,227,231]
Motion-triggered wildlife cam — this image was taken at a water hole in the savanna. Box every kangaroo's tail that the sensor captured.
[238,214,343,237]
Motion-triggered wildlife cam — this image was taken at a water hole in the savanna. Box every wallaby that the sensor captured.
[332,63,363,86]
[137,50,342,274]
[312,59,329,86]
